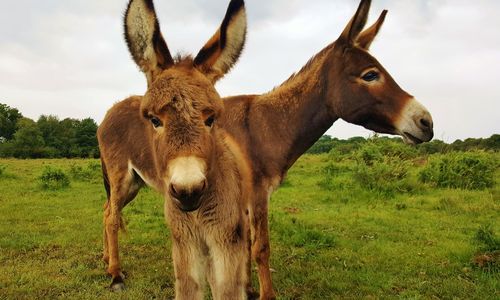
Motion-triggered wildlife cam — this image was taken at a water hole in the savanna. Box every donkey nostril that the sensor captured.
[170,183,180,198]
[200,180,207,192]
[420,118,431,129]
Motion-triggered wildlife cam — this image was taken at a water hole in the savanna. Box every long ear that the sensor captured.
[338,0,371,46]
[124,0,174,86]
[194,0,246,82]
[356,10,387,50]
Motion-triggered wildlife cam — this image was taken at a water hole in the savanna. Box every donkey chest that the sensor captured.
[169,206,240,241]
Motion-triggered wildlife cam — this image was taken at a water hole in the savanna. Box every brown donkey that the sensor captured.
[99,0,434,298]
[97,0,249,295]
[218,0,434,298]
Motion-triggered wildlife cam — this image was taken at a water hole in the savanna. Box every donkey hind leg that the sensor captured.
[252,198,276,300]
[102,190,141,266]
[246,221,259,300]
[172,240,205,300]
[103,177,142,291]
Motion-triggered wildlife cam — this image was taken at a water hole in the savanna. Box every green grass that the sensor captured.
[0,155,499,299]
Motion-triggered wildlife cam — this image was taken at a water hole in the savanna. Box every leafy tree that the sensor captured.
[59,118,80,157]
[417,139,447,155]
[0,103,23,140]
[75,118,99,158]
[307,135,334,154]
[482,134,500,150]
[37,115,64,157]
[11,118,45,158]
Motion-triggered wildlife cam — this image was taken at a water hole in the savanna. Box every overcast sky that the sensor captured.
[1,0,499,142]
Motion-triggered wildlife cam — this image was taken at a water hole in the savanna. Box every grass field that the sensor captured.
[0,152,499,299]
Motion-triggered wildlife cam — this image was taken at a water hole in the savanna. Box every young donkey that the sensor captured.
[98,0,250,297]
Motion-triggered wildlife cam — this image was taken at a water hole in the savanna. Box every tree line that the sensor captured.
[306,134,500,155]
[0,103,98,158]
[1,102,498,158]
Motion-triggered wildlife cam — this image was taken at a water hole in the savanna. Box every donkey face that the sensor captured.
[142,68,223,211]
[125,0,246,211]
[326,0,433,144]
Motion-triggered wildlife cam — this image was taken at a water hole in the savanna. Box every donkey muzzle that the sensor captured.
[169,180,206,212]
[396,98,434,145]
[167,156,208,211]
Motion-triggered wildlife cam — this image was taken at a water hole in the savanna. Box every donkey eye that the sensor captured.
[361,71,379,82]
[150,117,162,128]
[204,115,215,128]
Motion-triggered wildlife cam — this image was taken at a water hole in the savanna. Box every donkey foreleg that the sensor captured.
[207,240,248,300]
[252,201,276,300]
[172,240,205,300]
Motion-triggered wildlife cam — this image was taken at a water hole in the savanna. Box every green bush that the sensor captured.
[351,141,416,197]
[353,158,414,197]
[472,224,500,273]
[39,167,70,190]
[475,224,500,253]
[419,151,497,190]
[317,163,352,191]
[69,161,101,181]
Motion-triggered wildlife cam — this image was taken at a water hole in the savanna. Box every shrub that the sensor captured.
[419,151,497,190]
[39,167,70,190]
[307,135,334,154]
[475,224,500,253]
[317,163,352,191]
[353,158,413,197]
[351,141,416,197]
[69,161,101,181]
[472,224,500,273]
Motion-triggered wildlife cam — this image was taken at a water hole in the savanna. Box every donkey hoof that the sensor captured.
[246,290,259,300]
[109,276,126,292]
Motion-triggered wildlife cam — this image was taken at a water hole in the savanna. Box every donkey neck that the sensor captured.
[250,45,338,179]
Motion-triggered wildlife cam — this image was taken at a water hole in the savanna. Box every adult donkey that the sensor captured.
[98,0,247,292]
[219,0,433,298]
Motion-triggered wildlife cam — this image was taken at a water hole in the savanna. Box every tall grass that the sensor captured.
[419,151,497,190]
[0,164,5,177]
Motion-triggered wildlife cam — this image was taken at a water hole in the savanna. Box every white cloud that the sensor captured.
[0,0,498,141]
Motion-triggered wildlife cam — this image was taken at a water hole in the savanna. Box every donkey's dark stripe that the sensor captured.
[101,158,110,200]
[194,42,218,68]
[347,0,371,42]
[123,0,174,70]
[194,0,245,67]
[220,0,245,49]
[143,0,154,11]
[152,24,174,68]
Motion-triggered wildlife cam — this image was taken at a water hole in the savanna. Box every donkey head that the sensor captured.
[125,0,246,211]
[325,0,433,144]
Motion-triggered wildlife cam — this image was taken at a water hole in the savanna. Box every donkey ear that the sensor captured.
[194,0,247,82]
[124,0,174,86]
[338,0,371,46]
[356,10,387,50]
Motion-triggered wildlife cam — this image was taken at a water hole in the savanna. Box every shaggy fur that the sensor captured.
[99,0,433,299]
[99,1,249,298]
